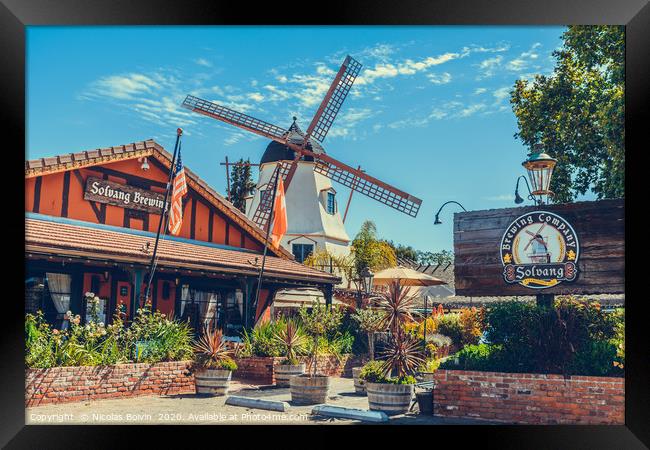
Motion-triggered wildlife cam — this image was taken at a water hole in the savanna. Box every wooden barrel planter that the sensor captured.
[352,367,366,394]
[366,382,414,415]
[275,363,305,387]
[194,369,232,396]
[290,375,330,405]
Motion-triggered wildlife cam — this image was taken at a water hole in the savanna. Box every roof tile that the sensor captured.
[25,217,338,284]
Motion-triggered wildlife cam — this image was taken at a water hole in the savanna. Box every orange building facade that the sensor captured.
[25,140,338,335]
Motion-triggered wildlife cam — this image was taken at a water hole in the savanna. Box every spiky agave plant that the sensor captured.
[377,279,419,336]
[192,327,236,371]
[274,319,307,365]
[379,332,425,379]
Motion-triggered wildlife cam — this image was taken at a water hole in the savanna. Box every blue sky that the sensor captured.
[27,26,574,253]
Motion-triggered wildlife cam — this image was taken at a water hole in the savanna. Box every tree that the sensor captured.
[351,221,397,276]
[510,26,624,203]
[228,158,256,213]
[384,240,418,263]
[303,247,356,289]
[416,250,454,266]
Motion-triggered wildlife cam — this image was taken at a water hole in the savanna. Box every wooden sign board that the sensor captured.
[454,199,624,296]
[84,176,168,214]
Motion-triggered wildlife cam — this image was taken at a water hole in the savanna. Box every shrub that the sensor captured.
[25,303,194,368]
[435,314,463,347]
[298,302,343,376]
[440,344,504,372]
[241,320,286,357]
[448,298,625,376]
[359,360,388,383]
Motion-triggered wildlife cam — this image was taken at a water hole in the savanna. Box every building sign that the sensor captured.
[84,177,168,214]
[500,211,579,289]
[453,199,624,296]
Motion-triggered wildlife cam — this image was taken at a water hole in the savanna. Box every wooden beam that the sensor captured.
[61,171,71,217]
[32,176,42,213]
[190,197,197,240]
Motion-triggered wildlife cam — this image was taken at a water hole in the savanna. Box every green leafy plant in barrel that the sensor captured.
[298,302,342,376]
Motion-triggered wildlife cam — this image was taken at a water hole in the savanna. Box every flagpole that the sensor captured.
[251,166,281,328]
[143,128,183,309]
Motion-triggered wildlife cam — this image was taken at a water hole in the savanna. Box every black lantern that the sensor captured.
[522,144,557,205]
[360,267,374,295]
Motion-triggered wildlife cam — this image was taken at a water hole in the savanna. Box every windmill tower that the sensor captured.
[244,118,351,261]
[182,55,423,269]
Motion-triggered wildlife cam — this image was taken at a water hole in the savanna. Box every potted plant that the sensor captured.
[273,319,307,387]
[290,302,342,405]
[361,280,424,415]
[192,327,237,396]
[351,306,385,394]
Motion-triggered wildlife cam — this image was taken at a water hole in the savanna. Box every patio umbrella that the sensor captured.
[372,265,447,287]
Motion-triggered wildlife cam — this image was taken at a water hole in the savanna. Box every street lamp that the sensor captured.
[354,267,374,308]
[433,201,467,225]
[522,143,557,205]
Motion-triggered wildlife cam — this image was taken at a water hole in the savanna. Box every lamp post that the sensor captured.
[354,267,374,309]
[433,201,467,225]
[521,143,557,206]
[521,143,558,308]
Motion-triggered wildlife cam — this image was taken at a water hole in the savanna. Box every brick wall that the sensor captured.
[433,369,624,424]
[26,361,195,407]
[233,355,367,384]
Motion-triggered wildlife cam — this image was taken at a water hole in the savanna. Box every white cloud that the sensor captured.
[247,92,265,102]
[476,55,503,79]
[87,73,161,100]
[493,86,511,103]
[427,72,452,85]
[484,194,515,201]
[195,58,212,67]
[474,87,487,95]
[356,52,460,85]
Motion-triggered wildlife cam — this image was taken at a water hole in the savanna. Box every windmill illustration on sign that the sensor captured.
[182,55,422,263]
[524,223,551,264]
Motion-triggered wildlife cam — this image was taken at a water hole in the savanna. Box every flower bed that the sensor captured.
[432,369,624,424]
[25,361,194,407]
[233,355,366,384]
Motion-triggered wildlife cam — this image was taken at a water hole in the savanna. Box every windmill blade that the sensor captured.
[182,95,288,143]
[250,161,293,230]
[305,150,422,218]
[304,55,363,144]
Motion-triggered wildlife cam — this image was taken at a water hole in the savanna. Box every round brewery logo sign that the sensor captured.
[500,211,579,289]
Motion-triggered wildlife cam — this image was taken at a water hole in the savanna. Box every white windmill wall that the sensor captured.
[245,160,352,261]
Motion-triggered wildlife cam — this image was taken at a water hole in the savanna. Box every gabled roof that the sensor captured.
[25,139,294,260]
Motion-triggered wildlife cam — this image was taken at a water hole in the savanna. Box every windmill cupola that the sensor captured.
[259,117,320,165]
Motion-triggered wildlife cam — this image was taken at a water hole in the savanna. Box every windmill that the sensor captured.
[181,55,423,236]
[524,223,551,263]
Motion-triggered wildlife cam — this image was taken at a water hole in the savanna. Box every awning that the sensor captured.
[272,288,344,308]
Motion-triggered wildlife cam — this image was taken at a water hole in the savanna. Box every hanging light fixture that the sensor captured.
[522,143,557,205]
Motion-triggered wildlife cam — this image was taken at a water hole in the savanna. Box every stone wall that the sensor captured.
[26,361,195,407]
[233,354,367,384]
[433,369,624,424]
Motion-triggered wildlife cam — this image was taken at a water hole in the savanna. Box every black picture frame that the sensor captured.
[3,0,648,448]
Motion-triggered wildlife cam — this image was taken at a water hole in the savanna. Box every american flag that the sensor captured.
[168,145,188,236]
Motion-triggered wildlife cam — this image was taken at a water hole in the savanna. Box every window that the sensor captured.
[326,192,336,214]
[292,243,314,263]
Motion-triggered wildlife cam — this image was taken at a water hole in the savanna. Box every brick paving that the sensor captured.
[26,377,497,425]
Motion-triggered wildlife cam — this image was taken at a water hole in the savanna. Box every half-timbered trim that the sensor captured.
[60,171,71,217]
[190,197,197,240]
[32,176,42,213]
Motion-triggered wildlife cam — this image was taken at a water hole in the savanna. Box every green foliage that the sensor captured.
[241,320,287,357]
[416,250,454,266]
[359,360,389,383]
[435,314,464,347]
[273,319,307,363]
[447,298,625,376]
[440,344,505,372]
[25,303,194,368]
[358,360,417,385]
[351,220,397,275]
[510,25,624,202]
[298,302,343,376]
[228,158,256,213]
[419,357,441,373]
